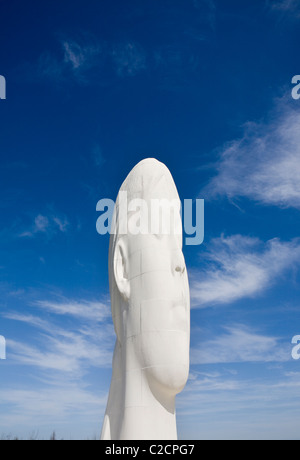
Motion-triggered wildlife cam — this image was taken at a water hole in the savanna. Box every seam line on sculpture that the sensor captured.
[128,268,170,281]
[141,364,187,370]
[126,330,188,339]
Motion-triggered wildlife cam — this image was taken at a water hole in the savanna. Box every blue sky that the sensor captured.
[0,0,300,440]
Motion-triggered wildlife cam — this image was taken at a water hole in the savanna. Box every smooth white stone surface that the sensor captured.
[100,158,190,440]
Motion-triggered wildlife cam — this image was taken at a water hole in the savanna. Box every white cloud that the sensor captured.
[0,296,114,438]
[4,313,53,331]
[191,234,300,307]
[38,36,146,83]
[62,39,102,71]
[191,324,289,364]
[202,104,300,209]
[34,214,49,232]
[177,368,300,439]
[63,41,86,69]
[7,326,112,373]
[35,298,110,322]
[0,385,105,420]
[0,383,107,438]
[52,216,69,232]
[19,213,69,238]
[3,298,114,374]
[38,36,103,83]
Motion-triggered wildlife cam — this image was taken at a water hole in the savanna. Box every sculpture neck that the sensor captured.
[119,402,177,440]
[101,340,178,440]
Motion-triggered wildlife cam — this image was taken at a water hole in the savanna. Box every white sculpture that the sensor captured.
[101,158,190,440]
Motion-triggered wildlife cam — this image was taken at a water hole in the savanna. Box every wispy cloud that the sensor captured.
[35,298,110,322]
[38,35,103,83]
[0,383,106,438]
[268,0,300,14]
[38,11,217,88]
[52,216,69,232]
[4,298,113,374]
[62,39,103,72]
[191,324,289,364]
[33,214,49,232]
[177,368,300,439]
[191,234,300,307]
[38,52,64,81]
[1,295,114,436]
[38,35,146,84]
[92,144,105,168]
[111,42,146,77]
[19,213,69,238]
[202,103,300,209]
[8,328,112,373]
[192,0,216,31]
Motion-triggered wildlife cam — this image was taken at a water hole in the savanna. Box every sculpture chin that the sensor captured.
[141,330,190,396]
[146,362,189,398]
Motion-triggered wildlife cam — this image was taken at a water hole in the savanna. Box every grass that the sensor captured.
[0,431,98,440]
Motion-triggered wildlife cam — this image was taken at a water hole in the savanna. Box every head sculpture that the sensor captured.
[101,158,190,440]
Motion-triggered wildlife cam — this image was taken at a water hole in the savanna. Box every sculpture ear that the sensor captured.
[114,240,130,302]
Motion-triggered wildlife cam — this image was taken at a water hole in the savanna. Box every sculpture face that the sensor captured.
[104,159,190,440]
[124,198,190,396]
